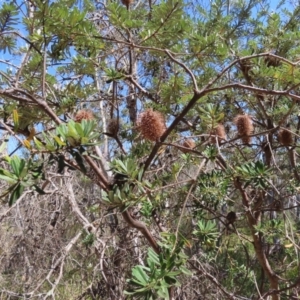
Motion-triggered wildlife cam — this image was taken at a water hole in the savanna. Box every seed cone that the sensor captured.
[265,56,280,68]
[226,211,237,224]
[75,110,94,122]
[121,0,133,9]
[136,109,166,141]
[180,139,196,153]
[107,118,119,137]
[262,142,272,166]
[239,59,253,82]
[234,114,253,144]
[210,124,226,144]
[278,128,293,146]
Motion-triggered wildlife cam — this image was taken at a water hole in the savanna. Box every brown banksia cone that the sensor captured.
[278,128,293,146]
[233,114,253,144]
[107,118,119,137]
[226,211,237,225]
[264,56,280,68]
[210,124,226,144]
[262,142,272,166]
[239,59,253,81]
[75,110,94,122]
[180,139,196,153]
[136,109,166,142]
[121,0,133,9]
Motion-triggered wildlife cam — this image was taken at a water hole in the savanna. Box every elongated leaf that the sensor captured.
[75,122,84,137]
[147,248,160,265]
[9,183,24,206]
[0,140,7,153]
[0,168,18,180]
[10,156,21,176]
[117,159,127,173]
[54,135,66,146]
[33,137,44,150]
[0,173,17,184]
[67,121,79,138]
[132,265,149,285]
[12,109,19,130]
[82,120,92,136]
[157,286,169,299]
[23,139,31,149]
[56,125,68,138]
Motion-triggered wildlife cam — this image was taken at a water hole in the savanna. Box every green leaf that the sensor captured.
[33,137,44,150]
[157,285,169,299]
[53,135,66,146]
[67,120,79,138]
[0,168,18,183]
[117,159,127,173]
[9,183,24,206]
[179,266,193,276]
[0,173,17,184]
[0,139,7,153]
[75,122,84,137]
[10,156,21,176]
[147,247,160,265]
[56,124,68,138]
[132,265,150,285]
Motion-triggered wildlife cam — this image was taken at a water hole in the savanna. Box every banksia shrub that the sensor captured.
[107,118,119,137]
[75,110,94,122]
[278,128,293,146]
[233,114,253,144]
[180,139,196,153]
[136,109,166,141]
[210,124,226,144]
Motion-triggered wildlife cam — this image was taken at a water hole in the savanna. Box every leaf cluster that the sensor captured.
[0,156,45,206]
[193,219,219,248]
[235,161,271,189]
[0,3,18,53]
[125,234,192,299]
[33,120,98,152]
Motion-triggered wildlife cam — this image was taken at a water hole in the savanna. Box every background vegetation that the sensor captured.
[0,0,300,299]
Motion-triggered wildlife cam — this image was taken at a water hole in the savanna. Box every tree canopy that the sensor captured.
[1,0,300,299]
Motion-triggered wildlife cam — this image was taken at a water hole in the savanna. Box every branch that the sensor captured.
[0,191,33,223]
[31,232,82,296]
[188,260,236,300]
[234,178,280,299]
[44,232,82,298]
[141,2,179,44]
[84,155,109,189]
[174,159,207,247]
[1,31,42,55]
[165,49,198,91]
[122,208,160,254]
[204,83,300,102]
[261,276,300,298]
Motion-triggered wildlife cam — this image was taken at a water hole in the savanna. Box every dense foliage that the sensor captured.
[1,0,300,299]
